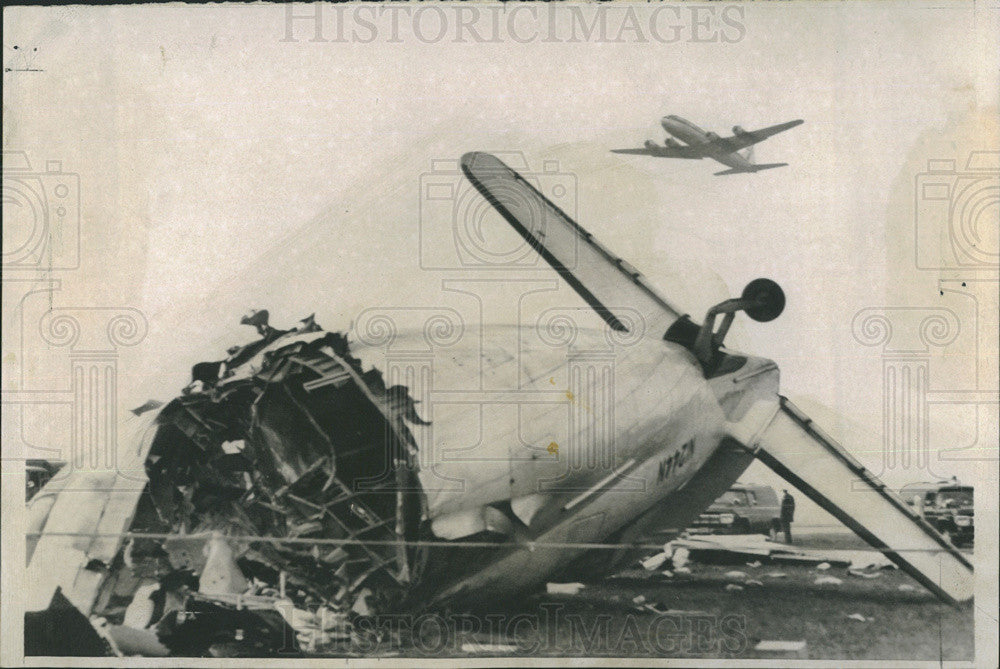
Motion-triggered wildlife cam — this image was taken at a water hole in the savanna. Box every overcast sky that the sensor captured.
[4,2,997,504]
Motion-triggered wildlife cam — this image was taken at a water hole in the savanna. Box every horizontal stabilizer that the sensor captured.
[750,397,973,604]
[714,163,788,176]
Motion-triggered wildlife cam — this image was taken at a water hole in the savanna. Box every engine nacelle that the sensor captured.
[664,138,681,148]
[644,140,659,150]
[733,126,748,136]
[706,131,720,141]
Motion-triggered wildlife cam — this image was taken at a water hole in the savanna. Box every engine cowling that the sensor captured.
[733,126,748,136]
[706,131,720,141]
[644,140,659,150]
[664,138,681,148]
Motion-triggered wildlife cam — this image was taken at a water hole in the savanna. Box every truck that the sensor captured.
[688,483,783,537]
[900,479,974,548]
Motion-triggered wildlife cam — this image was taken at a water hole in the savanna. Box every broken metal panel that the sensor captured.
[25,412,159,613]
[133,323,427,618]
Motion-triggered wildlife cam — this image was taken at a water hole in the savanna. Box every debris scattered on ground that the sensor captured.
[632,594,646,605]
[673,566,692,574]
[814,575,843,585]
[724,583,744,591]
[746,579,763,587]
[816,562,831,570]
[546,582,585,596]
[765,572,788,578]
[846,613,871,622]
[666,535,895,571]
[724,570,748,580]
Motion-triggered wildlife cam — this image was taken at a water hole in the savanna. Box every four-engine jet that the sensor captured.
[613,115,804,175]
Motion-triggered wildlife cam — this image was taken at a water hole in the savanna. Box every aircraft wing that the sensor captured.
[461,152,686,337]
[611,145,705,159]
[713,119,804,152]
[732,396,974,604]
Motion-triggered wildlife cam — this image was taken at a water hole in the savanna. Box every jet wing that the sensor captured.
[611,145,705,159]
[713,119,804,152]
[461,152,686,338]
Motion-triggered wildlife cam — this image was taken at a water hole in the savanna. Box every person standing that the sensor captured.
[780,489,796,544]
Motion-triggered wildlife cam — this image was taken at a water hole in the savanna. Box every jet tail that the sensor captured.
[714,162,788,176]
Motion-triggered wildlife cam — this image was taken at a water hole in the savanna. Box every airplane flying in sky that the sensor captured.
[26,152,971,655]
[613,115,804,175]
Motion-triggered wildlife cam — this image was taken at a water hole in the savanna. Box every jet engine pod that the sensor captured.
[741,278,785,322]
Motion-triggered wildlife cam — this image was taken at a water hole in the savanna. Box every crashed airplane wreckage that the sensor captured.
[26,152,974,656]
[28,314,439,655]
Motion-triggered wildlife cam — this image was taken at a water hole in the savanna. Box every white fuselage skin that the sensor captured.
[661,115,754,171]
[349,326,781,608]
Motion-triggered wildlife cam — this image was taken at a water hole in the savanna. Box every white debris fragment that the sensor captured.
[846,613,870,622]
[632,595,646,605]
[660,570,674,578]
[815,562,831,571]
[724,571,748,580]
[724,583,744,591]
[461,642,518,654]
[814,575,843,585]
[746,560,762,568]
[673,566,691,574]
[746,579,764,586]
[765,572,788,578]
[122,581,159,629]
[351,588,374,617]
[755,639,807,652]
[848,568,883,579]
[671,547,690,569]
[642,552,670,571]
[199,533,249,596]
[546,582,585,596]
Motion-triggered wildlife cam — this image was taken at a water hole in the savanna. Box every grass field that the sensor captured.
[357,531,974,661]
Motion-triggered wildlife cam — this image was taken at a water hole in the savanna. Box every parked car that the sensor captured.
[688,483,782,537]
[900,479,974,547]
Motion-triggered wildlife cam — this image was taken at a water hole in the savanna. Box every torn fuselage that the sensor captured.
[26,313,781,654]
